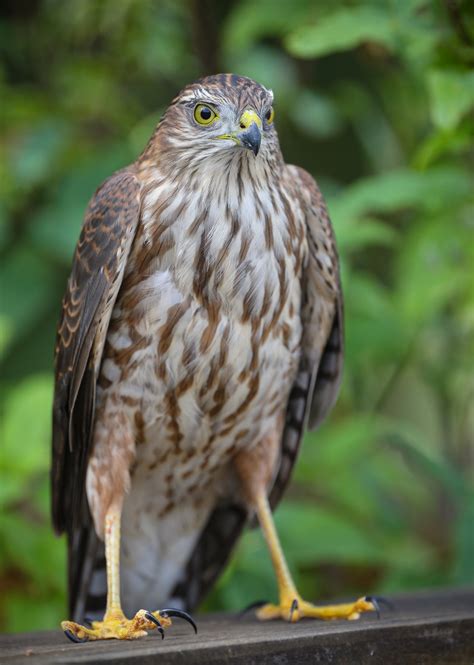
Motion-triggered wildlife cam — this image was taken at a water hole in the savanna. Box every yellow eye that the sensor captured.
[265,107,274,124]
[194,104,217,125]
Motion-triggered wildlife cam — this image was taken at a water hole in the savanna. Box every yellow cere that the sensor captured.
[194,104,218,125]
[239,109,262,130]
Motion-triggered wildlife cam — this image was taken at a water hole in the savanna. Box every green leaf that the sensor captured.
[0,374,53,503]
[386,422,469,499]
[286,6,395,59]
[292,89,343,139]
[329,166,472,226]
[428,69,474,130]
[298,415,384,480]
[337,217,398,252]
[394,211,473,324]
[276,502,383,565]
[343,271,407,365]
[224,0,313,53]
[9,120,70,190]
[0,249,57,358]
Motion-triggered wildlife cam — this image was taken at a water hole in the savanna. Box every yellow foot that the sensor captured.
[61,608,197,642]
[256,596,377,623]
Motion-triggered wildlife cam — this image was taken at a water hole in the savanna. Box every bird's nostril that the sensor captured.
[240,123,246,129]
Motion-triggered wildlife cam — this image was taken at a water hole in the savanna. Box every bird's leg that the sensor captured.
[253,490,376,622]
[61,500,169,641]
[61,501,196,642]
[235,436,376,623]
[103,500,127,623]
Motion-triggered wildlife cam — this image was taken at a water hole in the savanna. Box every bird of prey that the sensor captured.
[52,73,376,642]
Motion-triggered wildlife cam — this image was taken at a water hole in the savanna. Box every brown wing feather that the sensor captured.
[51,168,141,615]
[269,165,343,509]
[171,166,343,611]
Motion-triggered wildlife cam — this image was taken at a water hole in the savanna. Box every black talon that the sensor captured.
[367,596,380,619]
[160,608,198,634]
[365,596,394,619]
[289,598,299,622]
[239,600,268,618]
[64,629,89,643]
[371,596,394,611]
[83,616,93,627]
[144,611,165,639]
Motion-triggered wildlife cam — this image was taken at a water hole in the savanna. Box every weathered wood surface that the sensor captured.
[1,587,473,664]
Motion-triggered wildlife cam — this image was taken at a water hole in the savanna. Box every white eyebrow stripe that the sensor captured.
[179,93,198,103]
[178,83,274,108]
[179,93,225,106]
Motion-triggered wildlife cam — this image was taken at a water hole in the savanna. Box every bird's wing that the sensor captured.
[171,166,343,611]
[51,168,141,614]
[269,165,343,510]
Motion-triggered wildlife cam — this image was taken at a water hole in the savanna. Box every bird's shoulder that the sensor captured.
[284,164,327,216]
[283,164,340,296]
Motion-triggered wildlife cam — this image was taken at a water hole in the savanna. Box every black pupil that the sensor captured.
[200,107,212,120]
[266,109,272,120]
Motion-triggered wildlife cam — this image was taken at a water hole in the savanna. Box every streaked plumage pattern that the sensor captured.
[52,74,343,622]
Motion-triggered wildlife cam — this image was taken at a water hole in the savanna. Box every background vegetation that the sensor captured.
[1,0,473,633]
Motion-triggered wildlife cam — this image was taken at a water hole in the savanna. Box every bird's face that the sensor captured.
[190,102,270,157]
[158,74,279,163]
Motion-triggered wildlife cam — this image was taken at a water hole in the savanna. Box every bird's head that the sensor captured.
[153,74,280,166]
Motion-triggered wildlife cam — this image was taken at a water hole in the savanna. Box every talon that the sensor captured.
[83,616,93,627]
[289,598,299,622]
[365,596,381,619]
[160,608,198,634]
[365,595,394,612]
[64,629,89,644]
[144,611,164,639]
[239,600,269,617]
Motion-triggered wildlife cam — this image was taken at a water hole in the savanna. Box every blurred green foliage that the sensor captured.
[1,0,473,633]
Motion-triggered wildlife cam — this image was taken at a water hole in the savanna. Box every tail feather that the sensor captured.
[68,525,104,622]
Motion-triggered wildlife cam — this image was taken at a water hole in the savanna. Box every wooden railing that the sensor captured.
[1,587,473,664]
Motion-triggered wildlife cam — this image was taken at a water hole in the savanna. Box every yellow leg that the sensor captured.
[103,502,127,623]
[60,501,195,642]
[254,491,376,622]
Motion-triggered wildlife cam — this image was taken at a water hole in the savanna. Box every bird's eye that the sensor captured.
[265,107,274,124]
[194,104,217,125]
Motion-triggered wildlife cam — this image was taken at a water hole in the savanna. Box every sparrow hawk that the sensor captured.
[52,74,376,642]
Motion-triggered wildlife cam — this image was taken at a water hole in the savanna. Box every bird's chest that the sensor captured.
[104,180,306,489]
[132,180,306,318]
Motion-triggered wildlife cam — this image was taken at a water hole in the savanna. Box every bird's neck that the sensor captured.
[137,146,289,263]
[139,144,283,198]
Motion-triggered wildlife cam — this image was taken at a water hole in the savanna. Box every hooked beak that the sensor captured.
[238,122,261,156]
[217,109,262,156]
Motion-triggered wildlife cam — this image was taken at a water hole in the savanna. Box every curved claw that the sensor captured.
[160,608,198,634]
[239,600,269,618]
[366,595,395,611]
[64,629,89,644]
[367,596,380,619]
[364,595,394,619]
[289,598,299,622]
[144,611,164,639]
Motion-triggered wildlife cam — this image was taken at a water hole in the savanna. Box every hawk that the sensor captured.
[52,74,376,642]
